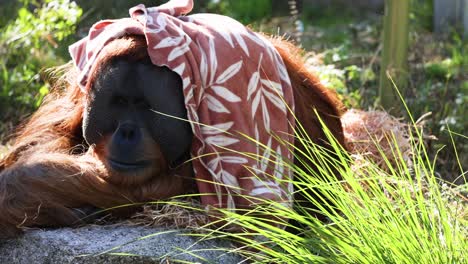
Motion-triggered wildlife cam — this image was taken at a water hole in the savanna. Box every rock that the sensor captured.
[0,225,243,263]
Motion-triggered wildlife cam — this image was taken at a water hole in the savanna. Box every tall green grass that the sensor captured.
[194,113,467,263]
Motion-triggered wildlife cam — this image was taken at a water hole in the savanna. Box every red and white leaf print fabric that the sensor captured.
[69,0,295,213]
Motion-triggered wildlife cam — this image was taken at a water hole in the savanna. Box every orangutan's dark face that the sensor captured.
[82,58,192,180]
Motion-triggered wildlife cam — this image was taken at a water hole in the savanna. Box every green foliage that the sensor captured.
[424,35,465,80]
[405,33,467,181]
[0,0,82,123]
[410,0,433,31]
[0,1,21,28]
[306,62,363,108]
[7,0,81,49]
[424,58,459,79]
[206,0,272,25]
[74,0,165,28]
[304,43,378,109]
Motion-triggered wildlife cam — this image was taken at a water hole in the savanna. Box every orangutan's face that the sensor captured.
[82,57,192,183]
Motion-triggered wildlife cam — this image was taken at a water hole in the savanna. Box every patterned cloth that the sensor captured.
[69,0,295,212]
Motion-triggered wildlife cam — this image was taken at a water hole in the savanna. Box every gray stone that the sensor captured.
[0,225,244,264]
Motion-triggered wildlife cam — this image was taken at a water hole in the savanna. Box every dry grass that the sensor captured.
[342,109,413,169]
[124,198,210,230]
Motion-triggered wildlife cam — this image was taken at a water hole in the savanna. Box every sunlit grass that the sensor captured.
[193,113,467,264]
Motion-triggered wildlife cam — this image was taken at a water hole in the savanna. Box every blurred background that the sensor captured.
[0,0,466,184]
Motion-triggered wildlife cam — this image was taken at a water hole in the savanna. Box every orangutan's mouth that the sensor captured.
[108,158,151,172]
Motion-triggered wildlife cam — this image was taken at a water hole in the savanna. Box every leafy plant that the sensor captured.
[0,0,82,128]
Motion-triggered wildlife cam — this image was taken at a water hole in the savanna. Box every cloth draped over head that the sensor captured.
[69,0,295,213]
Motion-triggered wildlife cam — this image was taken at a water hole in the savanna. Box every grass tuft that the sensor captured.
[197,113,468,263]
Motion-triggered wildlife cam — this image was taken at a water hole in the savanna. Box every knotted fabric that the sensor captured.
[69,0,295,212]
